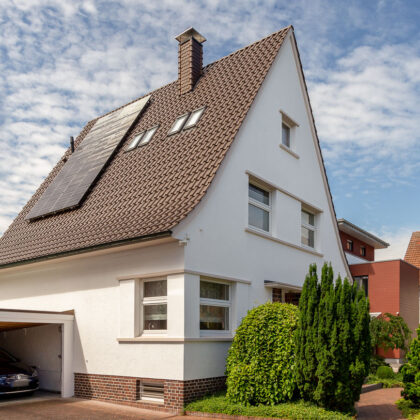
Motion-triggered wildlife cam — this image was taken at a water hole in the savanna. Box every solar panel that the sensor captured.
[26,95,151,221]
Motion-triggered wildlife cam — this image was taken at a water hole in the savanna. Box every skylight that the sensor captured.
[126,126,159,151]
[168,113,189,135]
[184,107,205,129]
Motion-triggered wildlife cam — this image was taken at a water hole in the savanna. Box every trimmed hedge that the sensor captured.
[225,302,299,406]
[402,326,420,406]
[376,366,395,379]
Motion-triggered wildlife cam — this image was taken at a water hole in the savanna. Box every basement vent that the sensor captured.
[138,381,164,403]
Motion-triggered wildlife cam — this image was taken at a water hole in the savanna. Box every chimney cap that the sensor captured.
[175,27,206,44]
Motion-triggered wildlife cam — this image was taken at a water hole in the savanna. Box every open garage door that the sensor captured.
[0,309,74,397]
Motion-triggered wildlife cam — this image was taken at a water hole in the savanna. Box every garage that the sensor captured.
[0,309,74,398]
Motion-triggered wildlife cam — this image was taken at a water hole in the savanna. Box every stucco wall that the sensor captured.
[0,241,186,380]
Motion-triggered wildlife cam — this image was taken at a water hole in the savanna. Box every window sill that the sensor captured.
[279,144,299,159]
[117,337,233,343]
[245,227,323,257]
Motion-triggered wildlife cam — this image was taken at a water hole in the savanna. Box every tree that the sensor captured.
[370,312,411,353]
[402,326,420,406]
[295,263,371,413]
[226,302,299,406]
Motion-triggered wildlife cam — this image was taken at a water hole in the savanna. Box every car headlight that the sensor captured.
[31,369,38,377]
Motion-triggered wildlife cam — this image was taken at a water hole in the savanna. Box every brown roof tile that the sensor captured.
[0,27,290,267]
[405,231,420,269]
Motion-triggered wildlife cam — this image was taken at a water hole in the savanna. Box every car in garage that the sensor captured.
[0,347,39,395]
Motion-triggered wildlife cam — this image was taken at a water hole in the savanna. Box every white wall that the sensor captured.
[0,324,62,392]
[173,33,348,379]
[0,241,186,381]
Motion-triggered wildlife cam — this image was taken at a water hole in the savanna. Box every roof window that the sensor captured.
[168,114,189,135]
[184,107,205,129]
[126,126,159,151]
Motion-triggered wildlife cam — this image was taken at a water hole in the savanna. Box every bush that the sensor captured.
[226,302,299,406]
[370,355,390,374]
[295,263,371,413]
[376,366,395,379]
[402,326,420,406]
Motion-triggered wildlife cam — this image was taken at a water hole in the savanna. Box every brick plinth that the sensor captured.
[74,373,226,413]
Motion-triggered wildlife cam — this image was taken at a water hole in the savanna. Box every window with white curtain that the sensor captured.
[199,280,230,332]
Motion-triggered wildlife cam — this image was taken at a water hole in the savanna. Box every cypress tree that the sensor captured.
[295,264,319,400]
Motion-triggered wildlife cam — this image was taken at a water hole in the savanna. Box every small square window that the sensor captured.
[347,240,353,251]
[168,114,189,135]
[360,246,366,257]
[282,123,290,147]
[184,107,205,129]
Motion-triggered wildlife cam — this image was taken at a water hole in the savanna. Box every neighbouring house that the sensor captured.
[0,26,349,412]
[405,231,420,319]
[338,219,419,368]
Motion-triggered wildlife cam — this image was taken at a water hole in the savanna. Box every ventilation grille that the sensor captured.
[138,381,164,403]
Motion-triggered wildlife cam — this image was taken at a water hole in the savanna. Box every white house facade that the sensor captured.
[0,26,349,412]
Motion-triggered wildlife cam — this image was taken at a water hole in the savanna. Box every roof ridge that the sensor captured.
[89,26,292,124]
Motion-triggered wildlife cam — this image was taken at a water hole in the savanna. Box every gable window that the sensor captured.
[200,280,230,332]
[346,240,353,251]
[282,123,291,147]
[248,183,270,232]
[301,209,315,248]
[142,279,167,332]
[184,107,205,129]
[127,126,159,151]
[360,246,366,257]
[168,113,189,135]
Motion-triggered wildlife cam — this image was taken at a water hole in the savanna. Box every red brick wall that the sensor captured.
[350,260,420,359]
[74,373,225,413]
[339,231,374,261]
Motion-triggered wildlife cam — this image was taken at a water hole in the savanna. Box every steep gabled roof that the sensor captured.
[0,27,290,267]
[405,231,420,268]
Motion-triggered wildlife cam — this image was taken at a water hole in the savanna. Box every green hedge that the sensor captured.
[376,366,395,379]
[402,326,420,406]
[225,302,299,406]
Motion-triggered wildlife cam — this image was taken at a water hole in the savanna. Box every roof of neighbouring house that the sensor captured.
[337,218,389,249]
[405,231,420,268]
[0,26,291,267]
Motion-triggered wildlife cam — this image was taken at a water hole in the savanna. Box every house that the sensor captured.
[338,219,419,368]
[0,26,349,412]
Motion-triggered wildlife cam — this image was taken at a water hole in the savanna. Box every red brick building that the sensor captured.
[338,220,419,366]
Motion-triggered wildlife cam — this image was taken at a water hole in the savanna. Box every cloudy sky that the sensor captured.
[0,0,419,259]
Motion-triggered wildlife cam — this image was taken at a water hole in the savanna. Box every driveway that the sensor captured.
[0,397,180,420]
[356,387,404,420]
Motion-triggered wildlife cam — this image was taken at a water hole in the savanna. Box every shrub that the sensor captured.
[402,326,420,406]
[370,354,390,374]
[376,366,395,379]
[295,263,371,413]
[226,302,299,406]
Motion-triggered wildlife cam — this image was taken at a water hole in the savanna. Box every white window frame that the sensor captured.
[279,110,299,158]
[281,122,291,148]
[168,113,190,135]
[199,279,231,336]
[248,181,271,234]
[140,278,167,335]
[184,107,205,130]
[301,208,316,249]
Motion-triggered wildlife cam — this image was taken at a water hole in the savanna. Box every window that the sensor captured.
[168,113,189,135]
[346,240,353,251]
[200,280,230,332]
[248,183,270,232]
[354,276,368,296]
[142,279,167,331]
[127,126,159,151]
[360,246,366,257]
[138,381,164,403]
[301,209,315,248]
[184,107,205,129]
[282,123,290,147]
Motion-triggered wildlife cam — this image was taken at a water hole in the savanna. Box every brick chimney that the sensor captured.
[175,28,206,95]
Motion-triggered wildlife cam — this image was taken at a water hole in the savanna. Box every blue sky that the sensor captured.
[0,0,419,259]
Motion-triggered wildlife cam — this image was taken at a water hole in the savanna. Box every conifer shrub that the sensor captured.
[226,302,299,406]
[295,263,371,413]
[402,326,420,406]
[376,366,395,379]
